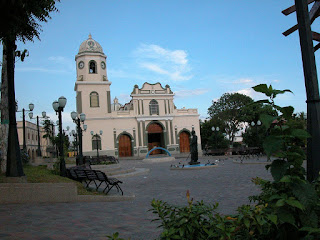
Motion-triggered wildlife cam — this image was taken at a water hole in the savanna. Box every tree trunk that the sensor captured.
[0,42,9,173]
[5,37,24,177]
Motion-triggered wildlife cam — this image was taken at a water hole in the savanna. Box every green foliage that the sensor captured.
[207,93,254,144]
[20,149,30,165]
[147,85,320,240]
[106,232,129,240]
[0,0,60,42]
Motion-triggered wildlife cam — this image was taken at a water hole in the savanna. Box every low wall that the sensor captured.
[0,183,77,204]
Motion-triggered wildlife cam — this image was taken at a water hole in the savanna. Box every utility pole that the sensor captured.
[283,0,320,181]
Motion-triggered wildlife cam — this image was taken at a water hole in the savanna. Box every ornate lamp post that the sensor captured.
[70,129,78,157]
[52,96,67,177]
[91,130,103,160]
[16,103,34,151]
[211,126,220,149]
[28,110,48,157]
[251,120,262,147]
[71,111,86,165]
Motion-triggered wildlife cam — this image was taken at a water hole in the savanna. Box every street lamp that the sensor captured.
[251,120,262,147]
[211,126,220,149]
[16,103,34,151]
[71,111,86,165]
[52,96,67,177]
[28,110,48,157]
[70,129,78,157]
[91,130,103,160]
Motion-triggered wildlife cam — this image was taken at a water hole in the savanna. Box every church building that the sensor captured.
[75,35,201,158]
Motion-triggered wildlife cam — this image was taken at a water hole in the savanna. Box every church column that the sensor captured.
[137,121,142,146]
[175,126,178,145]
[107,91,111,113]
[133,128,136,149]
[113,128,117,150]
[165,121,169,147]
[170,120,174,145]
[141,100,144,115]
[142,121,146,146]
[164,100,167,115]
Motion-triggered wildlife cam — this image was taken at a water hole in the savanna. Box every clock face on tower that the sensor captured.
[78,61,84,69]
[101,61,106,69]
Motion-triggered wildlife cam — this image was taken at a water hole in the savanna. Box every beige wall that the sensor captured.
[17,120,52,159]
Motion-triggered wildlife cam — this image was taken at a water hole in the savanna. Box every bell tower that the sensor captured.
[74,34,112,118]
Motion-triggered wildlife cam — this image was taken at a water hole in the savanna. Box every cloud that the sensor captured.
[236,88,266,100]
[140,63,169,75]
[16,67,71,74]
[175,88,209,98]
[134,44,192,82]
[16,56,74,74]
[118,94,131,104]
[234,78,254,85]
[48,56,74,71]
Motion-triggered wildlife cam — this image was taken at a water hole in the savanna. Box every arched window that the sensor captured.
[92,135,101,150]
[89,60,97,74]
[90,92,99,107]
[149,99,159,115]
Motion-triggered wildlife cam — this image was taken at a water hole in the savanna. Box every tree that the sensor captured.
[0,0,59,177]
[207,93,254,145]
[242,104,277,148]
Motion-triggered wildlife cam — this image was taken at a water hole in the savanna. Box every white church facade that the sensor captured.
[75,35,201,158]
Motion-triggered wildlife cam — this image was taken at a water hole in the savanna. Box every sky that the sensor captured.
[1,0,320,131]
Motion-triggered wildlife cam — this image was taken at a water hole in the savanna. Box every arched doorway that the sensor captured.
[179,131,190,153]
[32,149,35,160]
[118,134,132,157]
[147,122,164,155]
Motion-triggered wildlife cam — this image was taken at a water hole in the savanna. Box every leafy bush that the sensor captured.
[20,149,29,164]
[149,85,320,240]
[110,85,320,239]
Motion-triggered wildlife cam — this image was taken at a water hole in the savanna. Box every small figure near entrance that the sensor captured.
[189,130,200,165]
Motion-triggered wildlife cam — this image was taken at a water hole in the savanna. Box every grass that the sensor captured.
[0,164,105,196]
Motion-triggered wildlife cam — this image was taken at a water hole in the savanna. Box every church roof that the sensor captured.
[78,34,104,54]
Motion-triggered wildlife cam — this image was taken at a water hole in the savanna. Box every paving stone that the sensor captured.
[0,156,273,240]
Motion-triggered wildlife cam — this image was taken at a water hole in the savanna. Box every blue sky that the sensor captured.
[2,0,320,130]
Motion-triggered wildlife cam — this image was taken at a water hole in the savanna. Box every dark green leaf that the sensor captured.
[291,129,311,139]
[285,199,305,210]
[280,106,294,119]
[267,214,278,225]
[263,135,283,158]
[270,160,288,181]
[260,114,278,130]
[252,84,272,96]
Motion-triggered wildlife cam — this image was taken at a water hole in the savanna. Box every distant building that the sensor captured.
[75,35,202,158]
[17,120,54,160]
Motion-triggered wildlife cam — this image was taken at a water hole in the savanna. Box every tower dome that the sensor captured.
[78,34,104,54]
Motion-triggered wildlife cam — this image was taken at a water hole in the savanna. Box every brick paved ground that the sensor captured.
[0,156,272,240]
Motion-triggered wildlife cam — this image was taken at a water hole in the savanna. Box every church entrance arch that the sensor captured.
[118,134,132,157]
[179,131,190,153]
[147,122,164,155]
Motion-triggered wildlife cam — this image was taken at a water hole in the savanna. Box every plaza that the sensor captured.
[0,156,272,240]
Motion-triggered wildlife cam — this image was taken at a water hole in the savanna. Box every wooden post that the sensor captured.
[295,0,320,181]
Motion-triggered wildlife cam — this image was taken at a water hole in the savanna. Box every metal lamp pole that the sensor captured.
[28,111,48,157]
[16,103,34,151]
[52,96,67,177]
[91,130,103,160]
[250,120,261,147]
[71,112,86,165]
[211,126,219,149]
